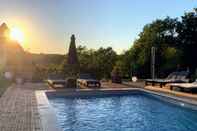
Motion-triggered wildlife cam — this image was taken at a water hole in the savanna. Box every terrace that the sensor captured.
[0,1,196,131]
[1,81,197,130]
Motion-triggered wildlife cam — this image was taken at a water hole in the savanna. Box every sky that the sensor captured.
[0,0,196,54]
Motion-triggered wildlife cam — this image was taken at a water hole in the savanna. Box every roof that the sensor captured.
[0,23,9,37]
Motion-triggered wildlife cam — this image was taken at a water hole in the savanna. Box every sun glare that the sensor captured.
[10,27,24,44]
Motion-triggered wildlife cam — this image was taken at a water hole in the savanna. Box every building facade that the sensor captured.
[0,23,34,81]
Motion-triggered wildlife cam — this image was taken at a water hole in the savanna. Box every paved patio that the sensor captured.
[145,85,197,100]
[1,81,197,131]
[0,83,47,131]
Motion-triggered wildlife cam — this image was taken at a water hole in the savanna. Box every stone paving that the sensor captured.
[145,85,197,100]
[0,83,47,131]
[101,81,145,88]
[1,81,197,131]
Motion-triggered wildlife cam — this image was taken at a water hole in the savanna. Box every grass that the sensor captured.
[0,76,11,97]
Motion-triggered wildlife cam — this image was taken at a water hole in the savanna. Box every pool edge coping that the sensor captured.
[35,90,63,131]
[140,89,197,110]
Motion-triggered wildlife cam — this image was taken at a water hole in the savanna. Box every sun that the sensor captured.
[10,27,24,44]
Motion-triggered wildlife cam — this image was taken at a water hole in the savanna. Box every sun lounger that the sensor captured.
[77,74,101,88]
[145,71,189,87]
[169,80,197,92]
[46,79,66,88]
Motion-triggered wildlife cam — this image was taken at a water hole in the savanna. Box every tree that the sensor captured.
[94,47,117,78]
[75,46,117,79]
[124,17,180,78]
[77,45,97,76]
[176,8,197,73]
[116,50,132,78]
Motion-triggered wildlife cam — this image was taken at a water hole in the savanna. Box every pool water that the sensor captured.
[48,94,197,131]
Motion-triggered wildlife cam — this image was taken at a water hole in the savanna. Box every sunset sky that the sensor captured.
[0,0,196,54]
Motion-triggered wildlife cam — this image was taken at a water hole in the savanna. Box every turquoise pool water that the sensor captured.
[48,94,197,131]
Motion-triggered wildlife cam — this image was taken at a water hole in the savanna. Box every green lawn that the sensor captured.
[0,77,11,97]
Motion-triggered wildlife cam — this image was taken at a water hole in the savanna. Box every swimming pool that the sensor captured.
[48,93,197,131]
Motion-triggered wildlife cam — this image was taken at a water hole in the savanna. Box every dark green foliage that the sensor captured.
[31,54,65,81]
[77,46,117,79]
[111,65,122,83]
[23,9,197,80]
[0,75,11,96]
[176,9,197,73]
[118,8,197,78]
[119,17,181,78]
[116,51,132,78]
[94,47,117,78]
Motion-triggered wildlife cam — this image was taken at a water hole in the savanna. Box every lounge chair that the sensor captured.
[169,79,197,92]
[77,74,101,88]
[145,71,189,88]
[46,79,66,88]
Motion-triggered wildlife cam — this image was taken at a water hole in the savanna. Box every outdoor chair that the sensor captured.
[169,79,197,93]
[77,74,101,88]
[145,71,189,88]
[46,79,66,88]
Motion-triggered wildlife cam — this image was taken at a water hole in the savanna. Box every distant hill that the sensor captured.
[0,23,66,81]
[30,53,65,65]
[0,22,66,81]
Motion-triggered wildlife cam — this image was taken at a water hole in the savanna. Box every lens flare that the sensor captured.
[10,27,24,44]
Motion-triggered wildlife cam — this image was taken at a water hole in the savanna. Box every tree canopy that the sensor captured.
[77,46,117,79]
[118,8,197,78]
[31,8,197,80]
